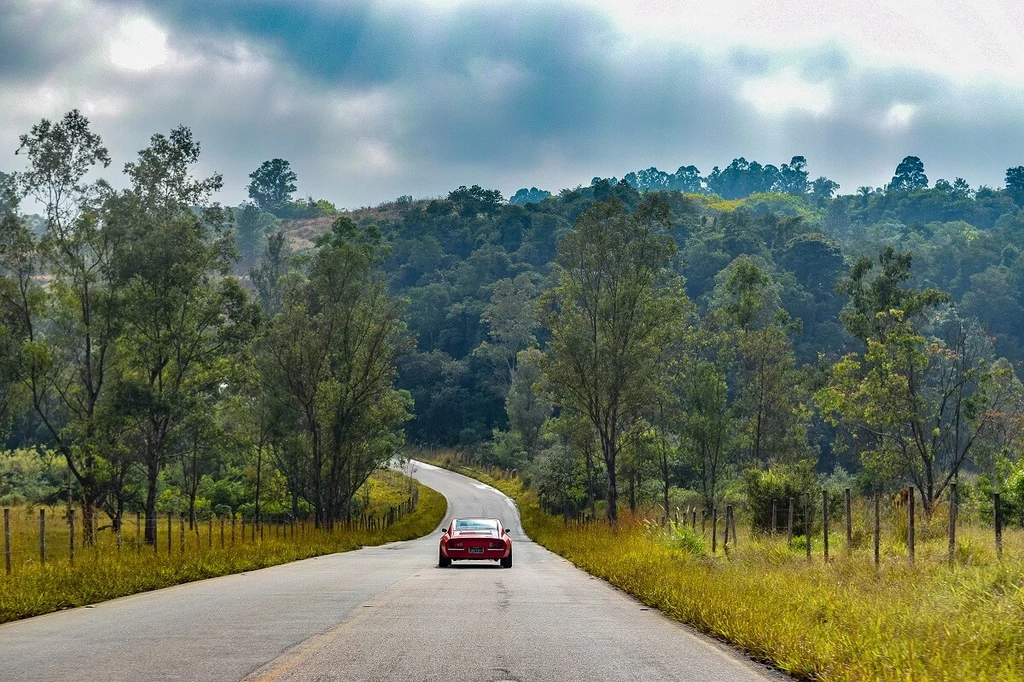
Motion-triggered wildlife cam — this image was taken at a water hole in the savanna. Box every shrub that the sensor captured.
[664,520,707,556]
[742,461,817,534]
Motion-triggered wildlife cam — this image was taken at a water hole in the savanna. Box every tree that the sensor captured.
[837,246,948,343]
[247,159,297,211]
[14,109,117,544]
[890,156,929,191]
[0,172,16,216]
[541,197,692,522]
[505,348,552,460]
[473,273,538,388]
[509,187,551,205]
[819,309,1023,514]
[235,203,277,266]
[447,185,503,217]
[0,187,33,437]
[777,156,809,195]
[250,231,291,316]
[624,167,673,192]
[810,176,840,202]
[262,217,412,526]
[711,257,811,468]
[110,126,257,544]
[677,339,734,513]
[1006,166,1024,206]
[670,165,703,193]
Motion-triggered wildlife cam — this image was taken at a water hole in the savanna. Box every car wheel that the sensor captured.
[439,548,451,568]
[500,551,512,568]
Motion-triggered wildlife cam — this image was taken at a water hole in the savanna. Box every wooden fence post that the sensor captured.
[69,509,76,567]
[787,497,794,548]
[39,509,46,566]
[771,500,777,537]
[180,514,186,554]
[167,513,172,554]
[208,516,213,548]
[908,487,915,566]
[220,516,225,549]
[116,516,122,554]
[948,483,958,567]
[231,515,236,545]
[136,511,141,554]
[4,508,11,576]
[994,492,1002,561]
[723,505,731,551]
[711,507,718,554]
[804,494,811,562]
[822,489,829,563]
[844,488,852,555]
[730,507,737,548]
[873,490,880,569]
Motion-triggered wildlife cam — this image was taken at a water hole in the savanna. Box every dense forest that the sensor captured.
[4,110,1024,534]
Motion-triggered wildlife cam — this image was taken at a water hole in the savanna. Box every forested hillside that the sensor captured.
[5,111,1024,534]
[260,154,1024,522]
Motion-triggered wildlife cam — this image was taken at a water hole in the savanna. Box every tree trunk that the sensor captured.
[145,457,159,544]
[601,434,618,524]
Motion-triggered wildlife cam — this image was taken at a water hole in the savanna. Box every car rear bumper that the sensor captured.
[441,546,510,560]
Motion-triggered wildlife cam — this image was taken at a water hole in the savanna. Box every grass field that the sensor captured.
[0,468,446,624]
[418,451,1024,681]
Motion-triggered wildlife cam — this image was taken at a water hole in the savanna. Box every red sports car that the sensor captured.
[438,518,513,568]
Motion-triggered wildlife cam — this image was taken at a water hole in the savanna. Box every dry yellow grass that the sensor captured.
[0,471,446,624]
[421,453,1024,681]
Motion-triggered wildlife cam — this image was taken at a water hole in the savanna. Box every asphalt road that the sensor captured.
[0,461,783,682]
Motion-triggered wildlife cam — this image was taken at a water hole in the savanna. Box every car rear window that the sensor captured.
[455,519,498,530]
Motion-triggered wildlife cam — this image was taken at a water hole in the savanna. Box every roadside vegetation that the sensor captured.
[0,471,444,625]
[421,452,1024,681]
[6,108,1024,678]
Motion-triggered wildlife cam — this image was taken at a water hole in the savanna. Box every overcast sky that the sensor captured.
[2,0,1024,208]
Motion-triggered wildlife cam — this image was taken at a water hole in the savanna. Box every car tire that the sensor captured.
[439,548,451,568]
[500,551,512,568]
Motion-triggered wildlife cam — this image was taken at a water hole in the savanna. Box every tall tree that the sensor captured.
[235,203,277,266]
[247,158,298,211]
[0,186,33,435]
[110,127,256,543]
[14,110,117,543]
[251,231,291,316]
[777,156,809,195]
[505,348,552,460]
[890,156,929,191]
[711,257,811,468]
[541,197,692,522]
[473,273,538,388]
[262,217,412,526]
[837,246,948,343]
[819,309,1023,514]
[1006,166,1024,206]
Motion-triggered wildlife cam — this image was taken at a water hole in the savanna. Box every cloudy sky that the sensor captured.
[2,0,1024,208]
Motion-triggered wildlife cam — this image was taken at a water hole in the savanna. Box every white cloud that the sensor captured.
[740,69,833,116]
[588,0,1024,86]
[885,103,916,128]
[109,16,169,71]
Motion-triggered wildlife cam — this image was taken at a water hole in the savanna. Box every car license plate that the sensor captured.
[469,547,484,554]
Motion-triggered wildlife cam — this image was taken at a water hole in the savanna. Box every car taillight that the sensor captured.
[489,540,503,549]
[452,541,464,548]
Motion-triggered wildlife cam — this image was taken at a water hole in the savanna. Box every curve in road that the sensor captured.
[0,460,784,682]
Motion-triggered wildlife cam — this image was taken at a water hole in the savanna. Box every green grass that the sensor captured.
[0,473,446,624]
[417,451,1024,681]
